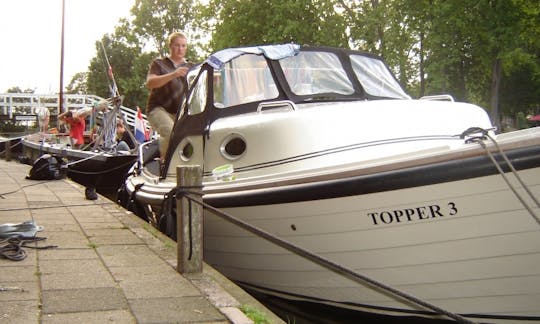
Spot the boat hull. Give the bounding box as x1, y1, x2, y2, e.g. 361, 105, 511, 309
0, 136, 23, 157
22, 136, 136, 192
203, 166, 540, 323
126, 134, 540, 323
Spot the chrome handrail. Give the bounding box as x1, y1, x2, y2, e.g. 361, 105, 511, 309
257, 100, 297, 112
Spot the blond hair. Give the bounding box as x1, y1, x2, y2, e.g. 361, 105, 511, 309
168, 32, 187, 47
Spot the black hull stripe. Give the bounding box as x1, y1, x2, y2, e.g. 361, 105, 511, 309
206, 145, 540, 208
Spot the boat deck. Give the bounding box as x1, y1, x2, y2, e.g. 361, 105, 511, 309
0, 158, 282, 323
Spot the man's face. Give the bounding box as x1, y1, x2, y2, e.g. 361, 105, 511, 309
170, 37, 187, 59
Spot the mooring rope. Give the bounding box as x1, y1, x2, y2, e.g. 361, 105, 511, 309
64, 151, 107, 167
462, 127, 540, 226
174, 186, 475, 324
0, 236, 57, 261
0, 181, 49, 199
0, 139, 21, 155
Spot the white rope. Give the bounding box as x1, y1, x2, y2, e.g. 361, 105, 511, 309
64, 151, 107, 167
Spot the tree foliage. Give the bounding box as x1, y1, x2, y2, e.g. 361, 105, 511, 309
77, 0, 202, 111
203, 0, 349, 50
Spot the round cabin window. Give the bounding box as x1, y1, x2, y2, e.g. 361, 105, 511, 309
178, 139, 194, 161
220, 134, 246, 160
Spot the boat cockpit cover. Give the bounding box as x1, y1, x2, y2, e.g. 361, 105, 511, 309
206, 44, 300, 70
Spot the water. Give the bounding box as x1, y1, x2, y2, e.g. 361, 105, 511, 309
244, 288, 456, 324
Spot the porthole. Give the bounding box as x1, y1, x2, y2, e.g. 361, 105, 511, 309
220, 134, 246, 160
178, 138, 194, 161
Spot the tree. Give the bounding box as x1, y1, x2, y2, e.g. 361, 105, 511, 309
203, 0, 349, 51
66, 72, 88, 94
6, 87, 23, 93
412, 0, 540, 131
84, 0, 204, 112
131, 0, 201, 58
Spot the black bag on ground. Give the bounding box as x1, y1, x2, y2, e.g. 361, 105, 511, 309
26, 154, 66, 180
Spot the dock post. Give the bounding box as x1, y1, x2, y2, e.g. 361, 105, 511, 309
176, 165, 203, 274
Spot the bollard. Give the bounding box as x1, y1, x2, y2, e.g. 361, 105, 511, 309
176, 165, 203, 274
5, 139, 12, 161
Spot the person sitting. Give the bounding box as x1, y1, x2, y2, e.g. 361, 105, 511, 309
116, 119, 135, 153
58, 110, 85, 149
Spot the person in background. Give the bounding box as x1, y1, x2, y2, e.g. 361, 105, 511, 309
58, 110, 85, 149
34, 106, 50, 133
116, 119, 135, 152
145, 31, 195, 161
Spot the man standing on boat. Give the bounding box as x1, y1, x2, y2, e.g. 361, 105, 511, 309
145, 32, 195, 161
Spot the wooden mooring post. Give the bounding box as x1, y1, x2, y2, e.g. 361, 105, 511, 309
176, 165, 203, 274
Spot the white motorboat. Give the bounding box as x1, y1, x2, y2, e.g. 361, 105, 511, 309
122, 44, 540, 323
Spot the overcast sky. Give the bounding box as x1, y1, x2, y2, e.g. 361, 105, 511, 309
0, 0, 134, 93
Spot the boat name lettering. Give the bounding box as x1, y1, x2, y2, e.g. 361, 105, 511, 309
368, 202, 458, 225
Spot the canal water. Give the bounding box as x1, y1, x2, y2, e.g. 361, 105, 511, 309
243, 288, 456, 324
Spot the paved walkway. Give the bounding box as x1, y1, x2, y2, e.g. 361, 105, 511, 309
0, 159, 284, 324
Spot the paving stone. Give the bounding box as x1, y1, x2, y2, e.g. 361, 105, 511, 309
0, 281, 38, 301
0, 300, 39, 324
97, 245, 165, 267
39, 258, 107, 275
40, 230, 90, 249
41, 287, 128, 314
86, 228, 143, 245
110, 265, 201, 299
0, 265, 36, 282
129, 296, 224, 324
38, 247, 97, 260
41, 309, 136, 324
40, 271, 116, 290
31, 213, 77, 225
79, 221, 126, 230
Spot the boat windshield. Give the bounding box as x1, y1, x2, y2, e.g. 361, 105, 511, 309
350, 55, 410, 99
279, 52, 354, 96
213, 54, 279, 108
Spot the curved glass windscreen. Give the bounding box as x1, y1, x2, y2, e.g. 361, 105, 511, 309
187, 70, 207, 115
213, 54, 278, 108
279, 52, 354, 96
350, 55, 410, 99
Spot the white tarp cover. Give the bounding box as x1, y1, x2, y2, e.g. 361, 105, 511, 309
207, 44, 300, 70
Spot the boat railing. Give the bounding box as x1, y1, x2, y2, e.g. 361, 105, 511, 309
0, 93, 145, 129
419, 94, 455, 102
137, 140, 149, 173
